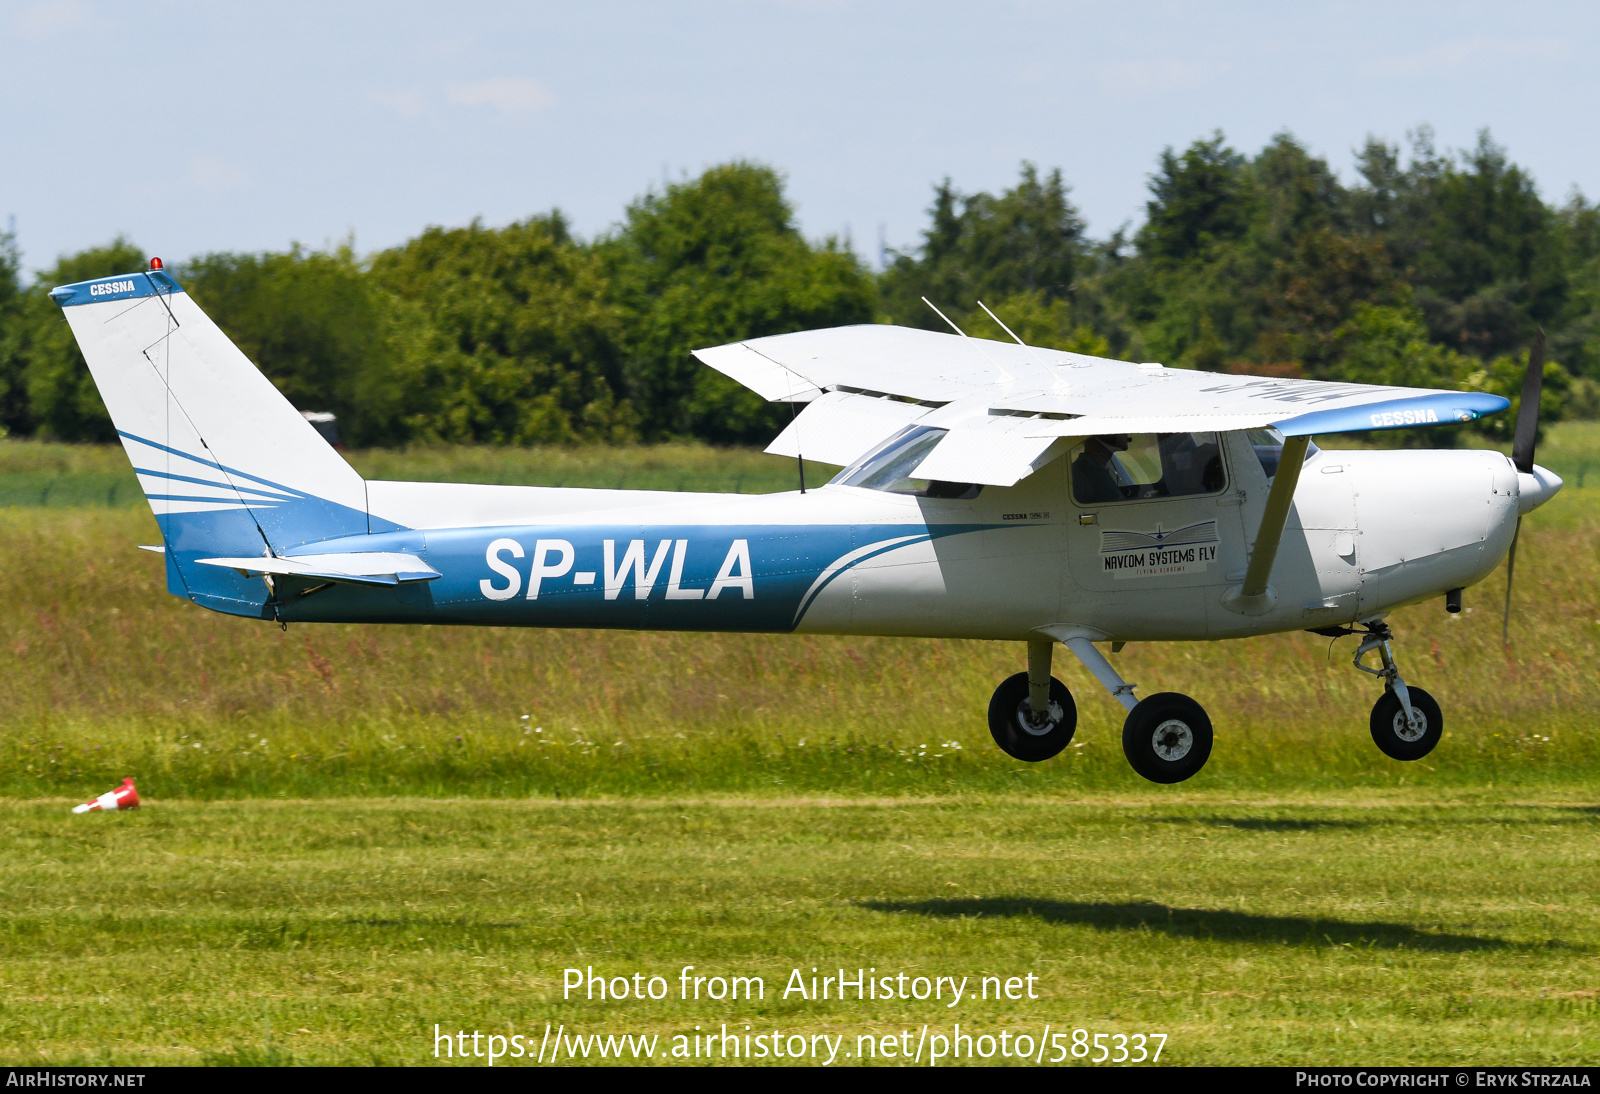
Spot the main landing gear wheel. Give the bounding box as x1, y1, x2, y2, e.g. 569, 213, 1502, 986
1122, 692, 1213, 784
1369, 686, 1443, 761
988, 672, 1076, 762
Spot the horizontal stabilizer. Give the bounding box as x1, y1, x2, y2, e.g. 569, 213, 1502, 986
196, 552, 441, 587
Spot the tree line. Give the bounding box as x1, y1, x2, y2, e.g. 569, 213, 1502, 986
1, 128, 1595, 449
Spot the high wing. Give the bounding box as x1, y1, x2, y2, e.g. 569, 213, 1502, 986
693, 324, 1510, 487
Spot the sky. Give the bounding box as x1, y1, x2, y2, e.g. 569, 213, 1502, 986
3, 1, 1598, 278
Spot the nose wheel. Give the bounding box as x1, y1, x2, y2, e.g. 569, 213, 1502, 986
1335, 619, 1445, 761
1370, 686, 1442, 760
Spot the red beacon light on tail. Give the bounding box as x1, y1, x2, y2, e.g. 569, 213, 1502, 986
149, 257, 163, 270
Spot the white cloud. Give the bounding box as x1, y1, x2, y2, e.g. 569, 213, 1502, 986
185, 155, 248, 193
1362, 37, 1572, 79
445, 77, 553, 115
15, 0, 92, 39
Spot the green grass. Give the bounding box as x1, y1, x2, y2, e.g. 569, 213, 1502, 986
2, 793, 1596, 1065
0, 438, 840, 507
1531, 420, 1600, 489
1, 435, 1597, 1065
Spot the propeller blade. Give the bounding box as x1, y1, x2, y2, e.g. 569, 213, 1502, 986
1511, 329, 1545, 474
1504, 330, 1545, 644
1502, 515, 1521, 645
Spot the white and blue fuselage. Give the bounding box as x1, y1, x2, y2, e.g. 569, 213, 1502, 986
147, 430, 1528, 645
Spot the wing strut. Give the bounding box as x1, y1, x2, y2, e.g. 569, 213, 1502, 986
1224, 435, 1310, 615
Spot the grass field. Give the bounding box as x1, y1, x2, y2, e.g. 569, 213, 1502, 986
4, 793, 1597, 1066
1, 429, 1597, 1066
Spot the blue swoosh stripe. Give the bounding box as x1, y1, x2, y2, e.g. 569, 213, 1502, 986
132, 466, 302, 503
119, 430, 311, 500
793, 534, 933, 623
145, 493, 278, 506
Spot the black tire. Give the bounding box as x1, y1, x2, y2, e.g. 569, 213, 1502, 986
1369, 686, 1443, 761
987, 672, 1076, 762
1122, 692, 1213, 784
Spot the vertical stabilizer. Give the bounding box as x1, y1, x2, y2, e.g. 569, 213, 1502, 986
51, 269, 370, 616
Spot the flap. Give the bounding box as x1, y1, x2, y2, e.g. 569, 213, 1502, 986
912, 424, 1070, 487
764, 390, 933, 467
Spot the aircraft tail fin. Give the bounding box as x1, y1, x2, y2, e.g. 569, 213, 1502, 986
51, 268, 371, 617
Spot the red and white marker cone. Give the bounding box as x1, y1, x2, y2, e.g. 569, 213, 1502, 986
72, 777, 140, 814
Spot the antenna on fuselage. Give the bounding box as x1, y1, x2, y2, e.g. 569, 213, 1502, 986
922, 297, 1012, 383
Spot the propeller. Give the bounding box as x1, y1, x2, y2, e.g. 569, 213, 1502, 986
1502, 328, 1546, 645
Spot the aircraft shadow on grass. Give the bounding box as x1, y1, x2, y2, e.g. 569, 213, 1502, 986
862, 898, 1520, 952
1148, 816, 1376, 832
1138, 811, 1600, 831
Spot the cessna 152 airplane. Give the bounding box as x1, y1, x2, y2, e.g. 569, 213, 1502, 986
52, 263, 1563, 783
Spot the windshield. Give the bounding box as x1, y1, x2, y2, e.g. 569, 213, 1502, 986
832, 426, 983, 499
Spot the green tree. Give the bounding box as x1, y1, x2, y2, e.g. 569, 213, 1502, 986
0, 228, 25, 435
182, 245, 394, 442
1138, 133, 1250, 262
962, 289, 1110, 356
1325, 302, 1568, 444
1353, 129, 1565, 359
1553, 192, 1600, 378
370, 214, 631, 446
879, 163, 1089, 331
18, 239, 146, 441
1328, 302, 1474, 389
602, 162, 875, 442
1115, 133, 1404, 375
1459, 350, 1571, 443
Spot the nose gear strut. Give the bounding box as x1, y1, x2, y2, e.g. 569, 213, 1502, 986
1350, 620, 1423, 735
1310, 618, 1445, 761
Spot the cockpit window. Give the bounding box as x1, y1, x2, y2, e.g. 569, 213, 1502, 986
832, 425, 983, 500
1069, 432, 1226, 504
1246, 428, 1319, 479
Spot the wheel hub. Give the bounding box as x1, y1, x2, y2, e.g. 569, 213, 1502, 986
1151, 719, 1193, 761
1015, 700, 1064, 737
1392, 708, 1427, 742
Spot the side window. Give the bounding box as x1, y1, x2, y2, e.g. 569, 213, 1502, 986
1069, 432, 1226, 504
